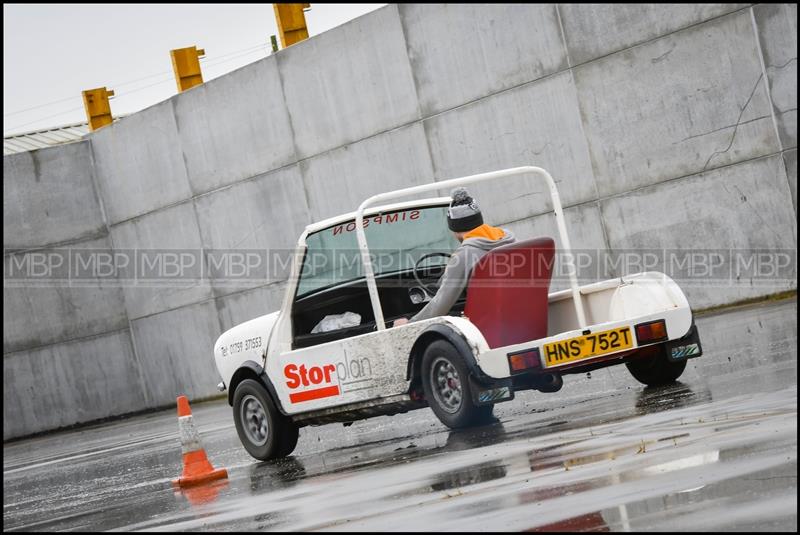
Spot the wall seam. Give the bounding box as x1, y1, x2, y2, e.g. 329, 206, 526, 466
87, 136, 152, 408
564, 4, 753, 70
274, 45, 313, 220
3, 326, 132, 359
554, 3, 573, 69
555, 3, 612, 258
749, 5, 785, 153
3, 230, 110, 257
395, 4, 440, 184
127, 280, 287, 324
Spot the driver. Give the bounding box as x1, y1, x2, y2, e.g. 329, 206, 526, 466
394, 187, 515, 326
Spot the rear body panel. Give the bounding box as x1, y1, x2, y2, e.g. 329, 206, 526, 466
472, 272, 695, 379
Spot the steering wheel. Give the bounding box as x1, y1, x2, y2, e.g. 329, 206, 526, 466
413, 252, 452, 295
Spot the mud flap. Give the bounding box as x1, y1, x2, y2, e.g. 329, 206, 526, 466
665, 323, 703, 362
469, 376, 514, 406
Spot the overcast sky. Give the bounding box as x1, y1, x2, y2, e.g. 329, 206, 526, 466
3, 4, 386, 136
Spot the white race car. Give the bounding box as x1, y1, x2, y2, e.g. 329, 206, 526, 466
214, 166, 703, 460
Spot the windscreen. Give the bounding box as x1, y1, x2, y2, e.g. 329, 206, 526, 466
296, 205, 459, 298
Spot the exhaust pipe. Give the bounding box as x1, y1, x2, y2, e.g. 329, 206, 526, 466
536, 373, 563, 393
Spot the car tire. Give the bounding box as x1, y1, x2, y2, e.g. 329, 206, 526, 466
233, 379, 293, 461
276, 421, 300, 457
421, 339, 493, 428
626, 346, 687, 387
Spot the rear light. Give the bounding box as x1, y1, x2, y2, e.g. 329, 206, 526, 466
635, 320, 668, 344
507, 348, 541, 373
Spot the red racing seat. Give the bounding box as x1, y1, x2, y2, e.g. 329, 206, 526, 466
464, 237, 555, 349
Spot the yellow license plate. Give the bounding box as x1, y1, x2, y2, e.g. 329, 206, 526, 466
543, 326, 633, 368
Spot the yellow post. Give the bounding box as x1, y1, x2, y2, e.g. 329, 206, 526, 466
170, 46, 206, 92
82, 87, 114, 132
273, 3, 310, 48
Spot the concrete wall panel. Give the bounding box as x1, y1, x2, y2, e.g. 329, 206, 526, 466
600, 156, 797, 308
194, 165, 310, 297
424, 70, 597, 224
110, 202, 212, 319
3, 236, 129, 353
3, 142, 105, 249
299, 123, 435, 221
278, 5, 419, 159
399, 4, 567, 116
3, 329, 144, 440
576, 10, 780, 198
174, 56, 297, 195
90, 99, 192, 224
753, 3, 798, 149
559, 4, 748, 66
129, 300, 222, 407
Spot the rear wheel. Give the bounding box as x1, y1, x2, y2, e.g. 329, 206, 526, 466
233, 379, 297, 460
626, 346, 687, 387
421, 340, 493, 428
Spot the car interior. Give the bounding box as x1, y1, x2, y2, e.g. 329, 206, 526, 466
291, 263, 464, 349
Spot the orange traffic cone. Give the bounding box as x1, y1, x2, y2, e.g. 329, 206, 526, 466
172, 395, 228, 488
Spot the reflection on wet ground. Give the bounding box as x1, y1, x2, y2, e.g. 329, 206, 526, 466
3, 297, 797, 531
430, 458, 508, 493
176, 479, 229, 507
527, 511, 610, 532
247, 456, 307, 493
634, 381, 713, 416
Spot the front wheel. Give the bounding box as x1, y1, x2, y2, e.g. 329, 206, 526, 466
421, 340, 493, 428
233, 379, 297, 460
626, 346, 687, 387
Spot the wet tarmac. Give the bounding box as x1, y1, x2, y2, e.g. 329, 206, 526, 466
3, 297, 797, 531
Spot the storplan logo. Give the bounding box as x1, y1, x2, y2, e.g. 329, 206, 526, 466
284, 355, 374, 403
284, 363, 340, 403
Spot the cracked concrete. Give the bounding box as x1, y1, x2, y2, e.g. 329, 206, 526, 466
753, 3, 797, 148
575, 9, 779, 197
703, 72, 765, 171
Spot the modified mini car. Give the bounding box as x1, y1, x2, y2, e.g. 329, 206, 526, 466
213, 166, 703, 460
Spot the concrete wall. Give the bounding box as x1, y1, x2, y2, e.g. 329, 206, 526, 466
3, 4, 796, 439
